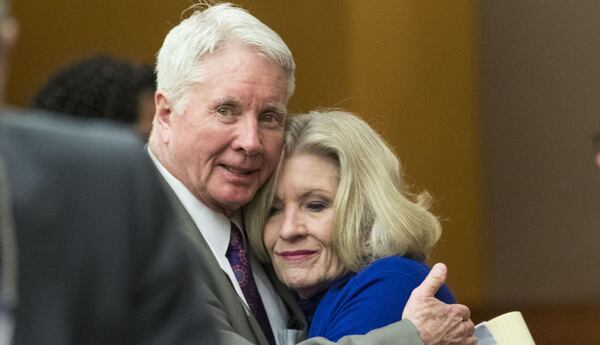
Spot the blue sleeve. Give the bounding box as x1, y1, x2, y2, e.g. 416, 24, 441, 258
319, 258, 455, 342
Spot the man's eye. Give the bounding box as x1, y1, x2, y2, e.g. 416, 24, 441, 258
260, 112, 283, 127
217, 106, 234, 117
262, 113, 276, 122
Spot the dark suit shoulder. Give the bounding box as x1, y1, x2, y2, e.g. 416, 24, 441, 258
2, 108, 220, 345
1, 108, 144, 167
0, 108, 154, 213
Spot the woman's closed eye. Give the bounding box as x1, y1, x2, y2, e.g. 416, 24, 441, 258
306, 200, 329, 212
267, 204, 282, 218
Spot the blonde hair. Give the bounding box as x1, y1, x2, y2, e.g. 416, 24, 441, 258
246, 110, 441, 272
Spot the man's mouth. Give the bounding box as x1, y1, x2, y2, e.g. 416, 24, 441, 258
222, 165, 256, 175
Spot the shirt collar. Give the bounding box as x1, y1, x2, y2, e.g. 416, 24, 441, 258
148, 148, 235, 256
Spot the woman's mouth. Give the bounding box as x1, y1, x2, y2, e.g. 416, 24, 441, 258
278, 250, 317, 262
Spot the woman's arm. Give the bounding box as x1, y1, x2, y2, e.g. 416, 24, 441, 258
312, 257, 455, 342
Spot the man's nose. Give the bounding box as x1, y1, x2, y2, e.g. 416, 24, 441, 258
233, 115, 262, 156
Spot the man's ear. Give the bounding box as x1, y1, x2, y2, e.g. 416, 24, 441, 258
154, 90, 174, 144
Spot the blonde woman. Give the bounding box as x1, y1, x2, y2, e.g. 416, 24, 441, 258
246, 110, 455, 341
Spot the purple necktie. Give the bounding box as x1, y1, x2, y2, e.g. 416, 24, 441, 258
226, 223, 276, 345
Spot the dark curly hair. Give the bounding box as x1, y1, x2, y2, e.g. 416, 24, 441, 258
32, 55, 156, 124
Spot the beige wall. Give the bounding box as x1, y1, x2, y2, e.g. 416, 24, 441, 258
8, 0, 485, 306
482, 0, 600, 305
7, 0, 191, 105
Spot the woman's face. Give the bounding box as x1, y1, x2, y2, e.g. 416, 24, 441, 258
263, 152, 346, 299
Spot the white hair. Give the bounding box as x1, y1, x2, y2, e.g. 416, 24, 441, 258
156, 2, 296, 112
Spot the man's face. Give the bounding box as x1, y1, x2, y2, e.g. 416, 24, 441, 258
156, 45, 288, 216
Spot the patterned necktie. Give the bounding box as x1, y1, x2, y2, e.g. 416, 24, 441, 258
226, 223, 276, 345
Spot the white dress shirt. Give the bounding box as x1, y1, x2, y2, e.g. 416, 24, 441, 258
148, 150, 289, 343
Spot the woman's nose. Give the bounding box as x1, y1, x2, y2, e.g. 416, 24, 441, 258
278, 208, 308, 240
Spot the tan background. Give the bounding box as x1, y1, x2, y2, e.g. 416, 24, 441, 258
9, 1, 600, 343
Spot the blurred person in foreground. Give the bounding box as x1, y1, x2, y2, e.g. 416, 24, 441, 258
246, 110, 457, 341
31, 55, 156, 137
148, 2, 475, 344
0, 1, 220, 344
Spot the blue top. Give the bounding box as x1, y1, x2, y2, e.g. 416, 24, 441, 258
303, 256, 456, 341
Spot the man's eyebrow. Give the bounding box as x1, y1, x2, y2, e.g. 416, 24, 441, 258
264, 102, 287, 115
215, 97, 242, 107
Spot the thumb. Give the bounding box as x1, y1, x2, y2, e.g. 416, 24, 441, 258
413, 263, 447, 298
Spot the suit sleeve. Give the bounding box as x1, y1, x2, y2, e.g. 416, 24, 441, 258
195, 278, 423, 345
297, 321, 423, 345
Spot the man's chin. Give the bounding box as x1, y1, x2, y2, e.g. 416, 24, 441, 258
216, 192, 256, 213
206, 180, 261, 211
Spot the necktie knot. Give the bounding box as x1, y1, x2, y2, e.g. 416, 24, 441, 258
226, 224, 251, 286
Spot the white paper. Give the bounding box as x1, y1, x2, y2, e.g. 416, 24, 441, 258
474, 322, 497, 345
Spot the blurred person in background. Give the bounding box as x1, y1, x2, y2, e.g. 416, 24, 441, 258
32, 55, 156, 137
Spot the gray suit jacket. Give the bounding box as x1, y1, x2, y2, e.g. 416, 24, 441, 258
164, 174, 424, 345
0, 109, 219, 345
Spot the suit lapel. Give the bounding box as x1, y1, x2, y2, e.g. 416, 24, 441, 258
157, 179, 270, 344
264, 264, 308, 335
